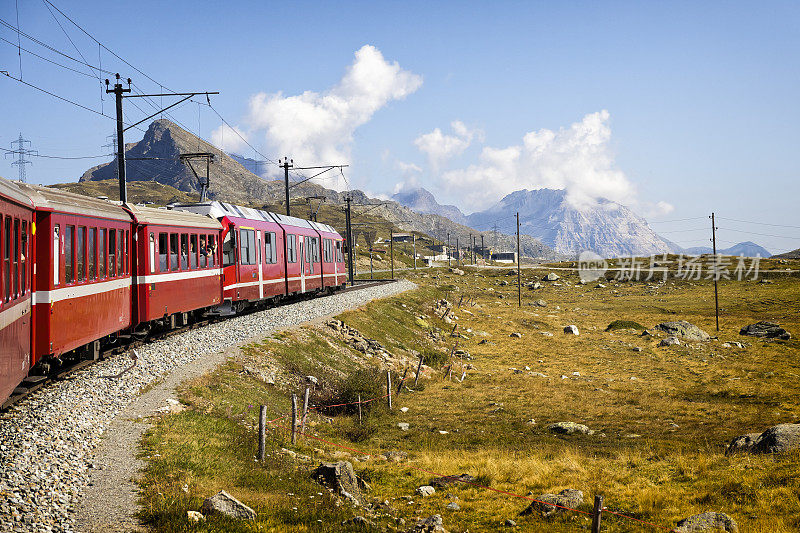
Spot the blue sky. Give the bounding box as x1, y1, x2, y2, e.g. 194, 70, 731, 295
1, 1, 798, 253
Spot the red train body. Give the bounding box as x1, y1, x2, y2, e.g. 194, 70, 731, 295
0, 178, 347, 407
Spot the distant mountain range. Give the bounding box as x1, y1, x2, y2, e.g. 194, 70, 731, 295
392, 187, 469, 226
684, 241, 771, 257
772, 248, 800, 259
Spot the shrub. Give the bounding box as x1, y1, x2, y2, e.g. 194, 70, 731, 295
605, 320, 646, 331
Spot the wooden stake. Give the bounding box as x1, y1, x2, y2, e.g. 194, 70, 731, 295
591, 494, 604, 533
397, 367, 408, 395
291, 394, 298, 445
357, 393, 362, 424
300, 387, 310, 436
258, 404, 267, 462
386, 370, 392, 410
414, 354, 424, 387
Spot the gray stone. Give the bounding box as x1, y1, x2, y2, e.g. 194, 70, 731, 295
752, 424, 800, 454
534, 299, 547, 307
504, 518, 517, 526
414, 514, 448, 532
510, 332, 522, 338
311, 461, 367, 507
445, 502, 460, 511
431, 473, 476, 488
654, 320, 711, 341
548, 422, 591, 435
563, 325, 579, 335
725, 433, 761, 455
739, 321, 791, 340
674, 511, 738, 532
520, 489, 583, 517
398, 422, 410, 431
200, 490, 256, 520
417, 485, 436, 497
543, 273, 560, 281
659, 336, 681, 347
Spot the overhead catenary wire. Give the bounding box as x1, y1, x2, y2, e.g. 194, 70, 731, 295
0, 146, 112, 160
0, 36, 98, 79
717, 227, 799, 241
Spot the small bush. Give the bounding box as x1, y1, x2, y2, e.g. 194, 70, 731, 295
341, 418, 379, 443
422, 349, 450, 368
605, 320, 646, 331
324, 367, 393, 417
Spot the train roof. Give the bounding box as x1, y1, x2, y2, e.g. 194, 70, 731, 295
0, 176, 34, 208
9, 182, 131, 222
171, 201, 339, 236
127, 204, 222, 230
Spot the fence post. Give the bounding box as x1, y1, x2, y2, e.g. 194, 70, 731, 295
591, 494, 604, 533
397, 367, 408, 396
414, 354, 424, 387
258, 404, 267, 462
386, 370, 392, 410
291, 394, 298, 445
300, 387, 310, 436
357, 393, 362, 424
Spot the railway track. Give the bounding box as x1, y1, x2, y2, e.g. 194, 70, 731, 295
1, 279, 395, 412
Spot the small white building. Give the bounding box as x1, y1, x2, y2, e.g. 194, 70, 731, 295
491, 252, 517, 263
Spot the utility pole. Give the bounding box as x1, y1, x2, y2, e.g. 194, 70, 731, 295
106, 74, 131, 202
472, 235, 476, 265
345, 196, 354, 286
468, 233, 472, 266
447, 232, 451, 267
711, 212, 720, 331
413, 234, 417, 270
481, 235, 485, 264
516, 212, 521, 307
6, 133, 36, 183
456, 237, 459, 266
105, 73, 217, 204
280, 157, 293, 216
390, 229, 394, 279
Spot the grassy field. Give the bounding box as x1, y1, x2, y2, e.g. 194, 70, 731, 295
136, 259, 800, 532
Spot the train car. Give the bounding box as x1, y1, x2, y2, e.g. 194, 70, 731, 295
310, 220, 347, 290
268, 212, 324, 295
17, 183, 134, 369
128, 205, 223, 329
0, 177, 34, 405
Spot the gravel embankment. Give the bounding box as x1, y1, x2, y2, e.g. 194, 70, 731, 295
0, 280, 415, 533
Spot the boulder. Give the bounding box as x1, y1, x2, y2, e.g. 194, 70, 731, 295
187, 510, 205, 523
659, 336, 681, 347
534, 299, 547, 307
507, 269, 518, 275
414, 514, 448, 532
654, 321, 711, 341
449, 268, 465, 276
563, 325, 579, 335
311, 461, 367, 507
510, 332, 522, 338
548, 422, 591, 435
200, 490, 256, 520
752, 424, 800, 454
417, 485, 436, 497
520, 489, 583, 517
724, 433, 761, 455
341, 516, 376, 529
543, 273, 560, 281
739, 321, 791, 340
446, 502, 460, 511
674, 512, 738, 532
431, 473, 476, 489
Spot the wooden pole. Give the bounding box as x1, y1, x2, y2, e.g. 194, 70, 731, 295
390, 230, 394, 279
414, 354, 424, 387
258, 404, 267, 462
386, 370, 392, 410
516, 212, 521, 308
397, 367, 408, 395
357, 393, 362, 424
711, 212, 720, 331
591, 494, 604, 533
300, 387, 310, 435
291, 394, 298, 444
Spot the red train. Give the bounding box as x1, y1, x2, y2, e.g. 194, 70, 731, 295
0, 177, 346, 406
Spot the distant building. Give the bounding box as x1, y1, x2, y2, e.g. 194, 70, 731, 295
491, 252, 517, 263
391, 233, 413, 242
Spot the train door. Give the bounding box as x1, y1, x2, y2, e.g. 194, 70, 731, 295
299, 237, 306, 293
257, 231, 264, 299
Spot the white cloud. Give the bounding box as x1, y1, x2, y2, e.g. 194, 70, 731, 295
438, 110, 647, 212
414, 120, 481, 171
392, 160, 423, 194
211, 123, 250, 154
241, 45, 422, 190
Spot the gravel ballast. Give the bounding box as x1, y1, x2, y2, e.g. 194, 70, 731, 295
0, 280, 415, 533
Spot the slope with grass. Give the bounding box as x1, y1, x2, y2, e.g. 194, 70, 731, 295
137, 260, 800, 532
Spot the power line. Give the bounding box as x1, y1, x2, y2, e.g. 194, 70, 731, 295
41, 0, 99, 80
0, 146, 111, 160
717, 216, 800, 230
0, 36, 98, 79
1, 70, 110, 119
649, 216, 708, 224
717, 227, 799, 241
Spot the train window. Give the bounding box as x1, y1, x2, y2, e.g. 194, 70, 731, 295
108, 229, 117, 277
190, 234, 198, 269
222, 230, 235, 267
13, 219, 19, 297
3, 217, 9, 301
149, 233, 156, 273
65, 225, 74, 284
123, 230, 128, 275
239, 229, 255, 265
180, 233, 189, 270
98, 228, 106, 278
88, 228, 96, 280
117, 230, 125, 276
208, 235, 216, 267
77, 226, 86, 282
21, 221, 27, 294
199, 235, 207, 268
53, 225, 60, 286
247, 230, 256, 265
336, 241, 342, 263
312, 237, 320, 263
286, 234, 297, 263
158, 233, 168, 272
170, 233, 179, 271
264, 232, 277, 264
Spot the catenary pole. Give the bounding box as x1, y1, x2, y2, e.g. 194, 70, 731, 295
711, 212, 720, 331
517, 212, 521, 307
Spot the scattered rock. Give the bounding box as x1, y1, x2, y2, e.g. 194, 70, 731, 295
449, 268, 465, 276
654, 320, 711, 341
341, 516, 377, 528
725, 433, 762, 455
187, 510, 205, 523
674, 511, 738, 532
606, 320, 645, 331
543, 273, 560, 281
398, 422, 410, 431
414, 514, 448, 532
200, 490, 256, 520
632, 347, 642, 352
306, 375, 319, 386
417, 485, 436, 497
504, 518, 517, 526
311, 461, 367, 507
730, 424, 800, 454
548, 422, 591, 435
739, 321, 791, 340
659, 336, 681, 347
445, 502, 460, 511
431, 473, 476, 488
563, 325, 579, 335
510, 332, 522, 338
534, 299, 547, 307
520, 489, 583, 517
